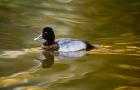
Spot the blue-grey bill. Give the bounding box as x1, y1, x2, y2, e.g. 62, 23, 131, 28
34, 34, 43, 41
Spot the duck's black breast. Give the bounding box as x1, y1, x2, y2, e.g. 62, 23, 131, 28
42, 42, 59, 51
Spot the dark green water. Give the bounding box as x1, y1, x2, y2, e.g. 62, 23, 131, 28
0, 0, 140, 90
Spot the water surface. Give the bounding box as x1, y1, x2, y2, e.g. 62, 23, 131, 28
0, 0, 140, 90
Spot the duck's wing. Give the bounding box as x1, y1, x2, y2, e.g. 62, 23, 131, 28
56, 38, 86, 52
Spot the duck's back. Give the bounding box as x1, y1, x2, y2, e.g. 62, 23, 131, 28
56, 38, 87, 52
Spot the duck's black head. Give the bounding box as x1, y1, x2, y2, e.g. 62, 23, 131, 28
42, 27, 55, 45
34, 27, 55, 45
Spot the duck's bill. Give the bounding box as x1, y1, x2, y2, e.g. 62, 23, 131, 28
34, 34, 43, 41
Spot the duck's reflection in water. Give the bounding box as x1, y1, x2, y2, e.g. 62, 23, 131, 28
58, 51, 86, 59
38, 50, 86, 68
39, 51, 55, 68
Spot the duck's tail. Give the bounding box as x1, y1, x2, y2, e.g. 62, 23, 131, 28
85, 41, 98, 51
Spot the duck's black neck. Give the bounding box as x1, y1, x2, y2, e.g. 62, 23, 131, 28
47, 40, 55, 45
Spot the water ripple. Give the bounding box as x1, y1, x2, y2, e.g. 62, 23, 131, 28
114, 86, 140, 90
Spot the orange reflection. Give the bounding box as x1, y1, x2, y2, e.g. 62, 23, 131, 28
114, 86, 140, 90
0, 72, 32, 87
118, 64, 140, 70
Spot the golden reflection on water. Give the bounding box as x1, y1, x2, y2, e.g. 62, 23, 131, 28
120, 33, 134, 37
118, 64, 140, 70
126, 46, 140, 49
0, 72, 32, 87
112, 74, 140, 84
86, 45, 140, 56
15, 86, 48, 90
115, 41, 140, 45
114, 86, 140, 90
0, 44, 139, 59
0, 45, 139, 90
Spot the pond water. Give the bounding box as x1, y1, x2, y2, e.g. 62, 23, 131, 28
0, 0, 140, 90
